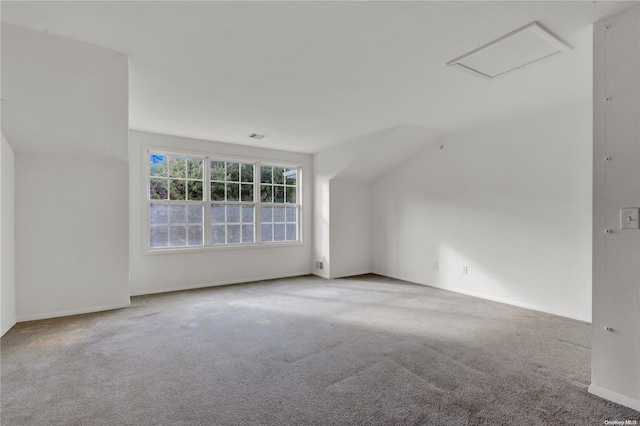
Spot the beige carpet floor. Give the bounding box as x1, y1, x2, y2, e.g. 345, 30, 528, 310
2, 274, 639, 425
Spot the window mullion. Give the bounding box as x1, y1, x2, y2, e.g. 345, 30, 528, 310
224, 162, 228, 245
204, 157, 212, 246
255, 162, 262, 243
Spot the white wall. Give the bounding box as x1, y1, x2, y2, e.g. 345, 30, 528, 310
15, 156, 130, 320
2, 25, 130, 321
372, 101, 593, 322
312, 124, 442, 278
1, 24, 129, 161
312, 160, 332, 279
590, 5, 640, 411
329, 179, 371, 278
129, 130, 313, 295
1, 134, 17, 336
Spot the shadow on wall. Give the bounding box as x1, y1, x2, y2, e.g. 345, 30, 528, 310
376, 189, 591, 321
371, 102, 592, 322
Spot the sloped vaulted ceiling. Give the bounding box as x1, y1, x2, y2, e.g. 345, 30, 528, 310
1, 1, 636, 154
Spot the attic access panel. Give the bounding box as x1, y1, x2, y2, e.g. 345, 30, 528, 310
447, 22, 572, 80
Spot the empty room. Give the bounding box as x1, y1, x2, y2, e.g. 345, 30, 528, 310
1, 1, 639, 424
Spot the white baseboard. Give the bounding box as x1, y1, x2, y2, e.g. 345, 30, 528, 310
589, 384, 640, 412
370, 269, 591, 323
17, 301, 131, 323
130, 271, 312, 296
312, 270, 330, 279
433, 283, 591, 323
1, 319, 17, 337
330, 269, 372, 279
16, 273, 314, 322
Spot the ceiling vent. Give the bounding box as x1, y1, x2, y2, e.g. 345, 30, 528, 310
447, 22, 572, 81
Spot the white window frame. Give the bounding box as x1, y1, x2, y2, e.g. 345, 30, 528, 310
148, 152, 207, 249
143, 146, 303, 254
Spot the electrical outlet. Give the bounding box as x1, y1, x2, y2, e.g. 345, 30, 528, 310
434, 262, 438, 270
463, 266, 468, 275
316, 261, 324, 270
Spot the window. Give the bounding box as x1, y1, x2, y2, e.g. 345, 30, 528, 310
149, 154, 205, 248
147, 150, 301, 251
210, 161, 255, 245
259, 165, 298, 242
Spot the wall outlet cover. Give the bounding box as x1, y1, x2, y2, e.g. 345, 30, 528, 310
620, 208, 640, 229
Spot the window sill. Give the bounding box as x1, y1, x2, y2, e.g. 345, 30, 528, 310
143, 241, 304, 256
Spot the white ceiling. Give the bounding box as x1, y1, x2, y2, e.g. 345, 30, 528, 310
1, 1, 636, 154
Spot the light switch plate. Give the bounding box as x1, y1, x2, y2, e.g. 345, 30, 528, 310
620, 208, 640, 229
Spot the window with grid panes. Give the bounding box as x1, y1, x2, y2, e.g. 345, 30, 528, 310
259, 165, 298, 242
149, 154, 205, 248
147, 150, 300, 250
210, 161, 255, 245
